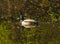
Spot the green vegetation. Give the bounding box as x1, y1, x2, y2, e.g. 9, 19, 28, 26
0, 0, 60, 44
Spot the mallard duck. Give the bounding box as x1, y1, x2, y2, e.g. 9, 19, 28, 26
17, 14, 38, 28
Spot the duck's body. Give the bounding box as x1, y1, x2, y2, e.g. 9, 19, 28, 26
21, 19, 38, 28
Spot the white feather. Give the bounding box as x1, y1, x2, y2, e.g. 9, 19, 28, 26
21, 19, 36, 28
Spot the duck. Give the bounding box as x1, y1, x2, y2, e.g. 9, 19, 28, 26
17, 14, 38, 28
